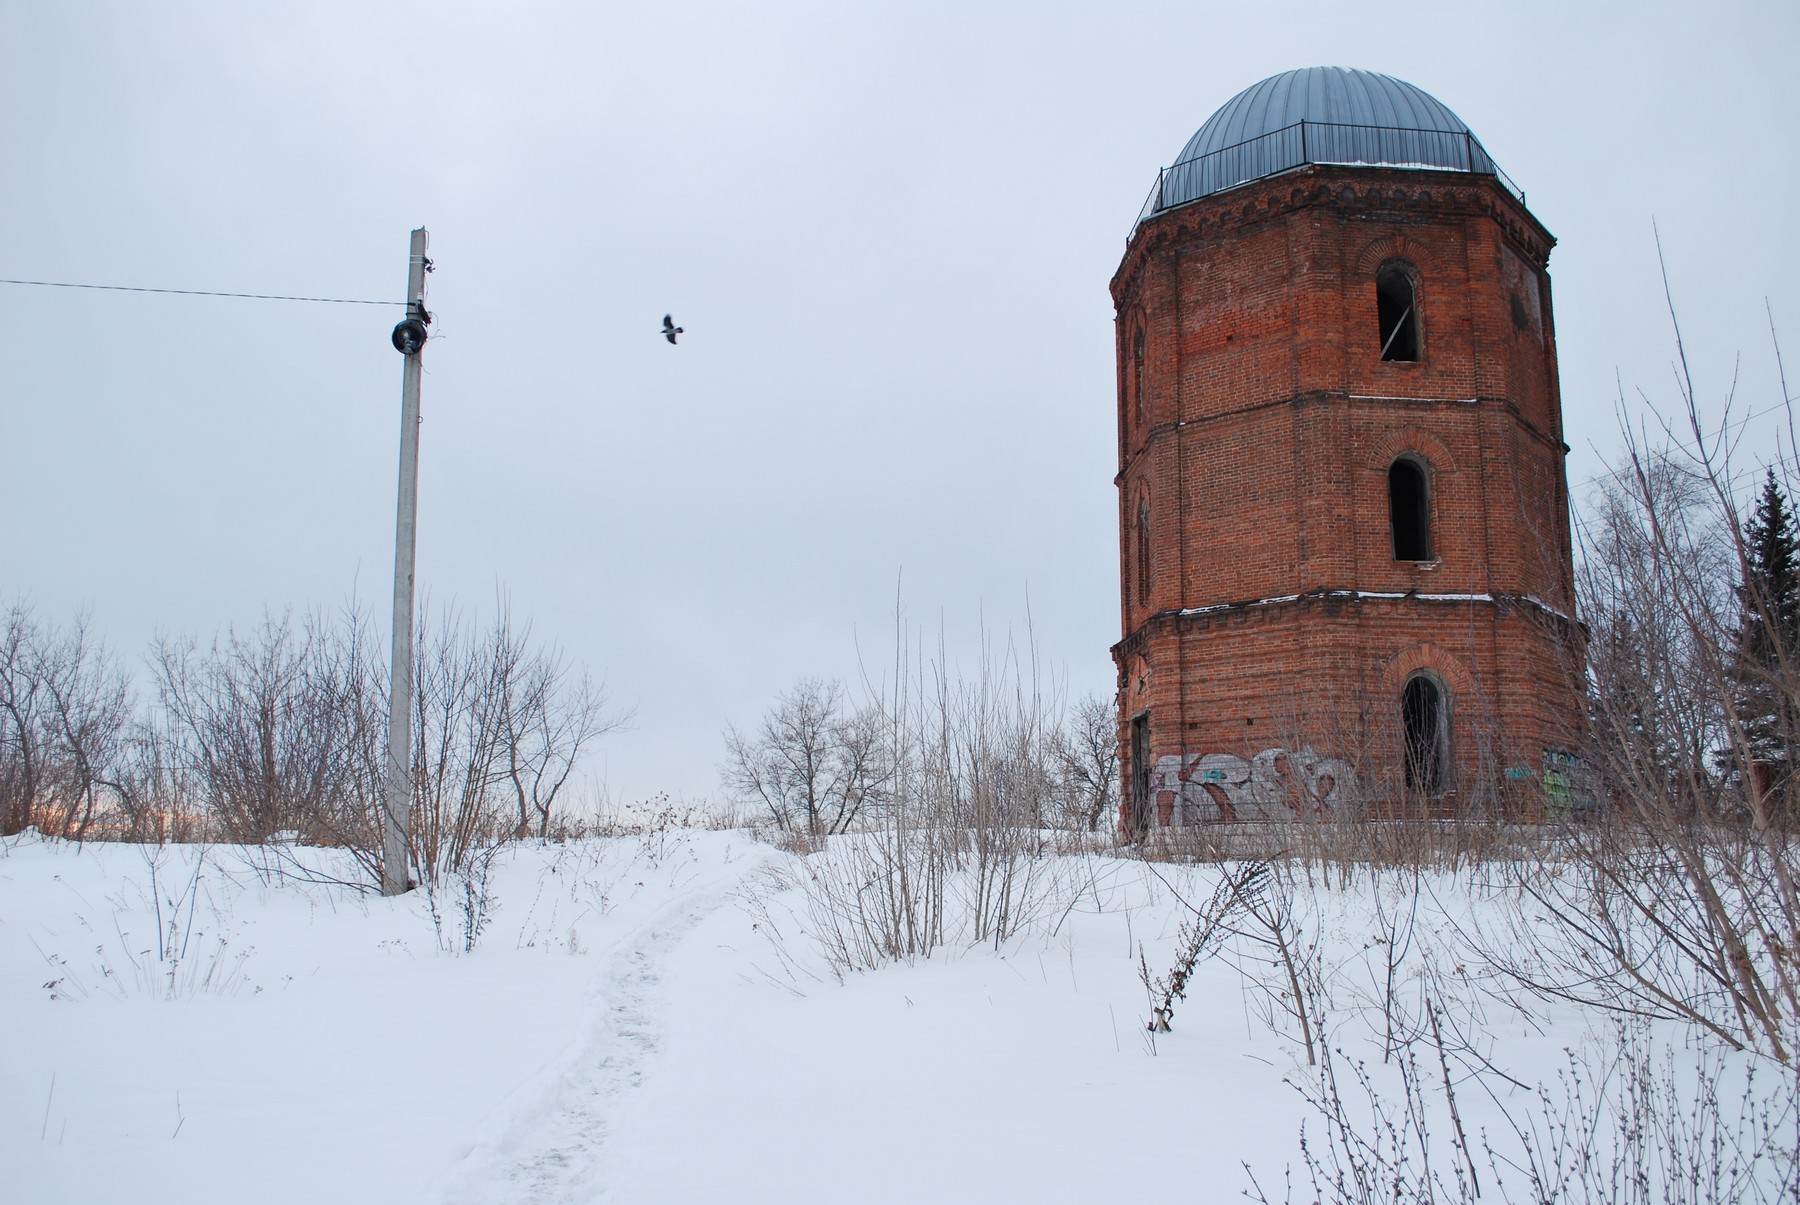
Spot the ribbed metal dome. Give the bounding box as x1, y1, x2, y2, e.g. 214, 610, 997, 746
1178, 68, 1478, 163
1139, 67, 1516, 224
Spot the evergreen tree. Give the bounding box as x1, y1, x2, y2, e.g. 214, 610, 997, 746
1732, 469, 1800, 776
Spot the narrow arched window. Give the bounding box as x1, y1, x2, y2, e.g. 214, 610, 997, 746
1389, 458, 1432, 561
1402, 674, 1448, 794
1376, 262, 1420, 362
1136, 497, 1152, 604
1132, 326, 1147, 424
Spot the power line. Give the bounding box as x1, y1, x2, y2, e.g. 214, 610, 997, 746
0, 277, 403, 306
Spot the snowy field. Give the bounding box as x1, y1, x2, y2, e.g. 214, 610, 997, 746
2, 826, 1793, 1204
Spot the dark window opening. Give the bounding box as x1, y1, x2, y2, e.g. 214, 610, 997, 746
1510, 291, 1530, 331
1130, 713, 1151, 835
1136, 498, 1152, 603
1376, 264, 1419, 361
1402, 675, 1447, 794
1132, 326, 1146, 424
1389, 458, 1432, 561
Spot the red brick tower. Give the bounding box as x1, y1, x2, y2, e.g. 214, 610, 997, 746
1113, 68, 1584, 830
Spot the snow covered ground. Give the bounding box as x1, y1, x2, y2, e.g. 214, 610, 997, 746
1, 827, 1791, 1203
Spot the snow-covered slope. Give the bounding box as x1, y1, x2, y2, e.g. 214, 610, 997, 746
2, 830, 1790, 1203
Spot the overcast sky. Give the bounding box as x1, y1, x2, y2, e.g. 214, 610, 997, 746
4, 1, 1796, 809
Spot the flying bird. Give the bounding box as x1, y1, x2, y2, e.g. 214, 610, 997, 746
661, 314, 684, 345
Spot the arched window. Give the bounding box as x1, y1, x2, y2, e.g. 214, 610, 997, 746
1402, 673, 1448, 794
1388, 457, 1432, 561
1136, 496, 1152, 604
1132, 325, 1147, 424
1376, 262, 1420, 362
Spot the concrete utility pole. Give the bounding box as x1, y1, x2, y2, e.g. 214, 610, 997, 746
382, 227, 431, 896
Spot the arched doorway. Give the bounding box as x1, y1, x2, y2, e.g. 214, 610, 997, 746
1402, 674, 1448, 794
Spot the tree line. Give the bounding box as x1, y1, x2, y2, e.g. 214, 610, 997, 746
0, 599, 621, 885
721, 675, 1118, 837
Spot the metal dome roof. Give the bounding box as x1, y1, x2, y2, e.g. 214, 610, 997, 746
1138, 67, 1519, 226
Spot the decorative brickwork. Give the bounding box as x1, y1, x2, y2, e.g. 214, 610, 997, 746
1113, 164, 1586, 831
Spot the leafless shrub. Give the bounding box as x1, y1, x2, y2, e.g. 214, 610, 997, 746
605, 792, 744, 835
1139, 859, 1267, 1032
1244, 999, 1483, 1205
1500, 1033, 1798, 1203
34, 843, 257, 1001
406, 601, 625, 891
150, 608, 384, 876
132, 597, 618, 895
107, 715, 207, 843
757, 617, 1094, 975
510, 837, 635, 954
1245, 1018, 1799, 1205
422, 842, 503, 954
1478, 825, 1798, 1060
1226, 863, 1329, 1065
1354, 866, 1430, 1065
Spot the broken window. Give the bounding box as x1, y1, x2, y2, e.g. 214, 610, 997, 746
1402, 674, 1447, 794
1376, 262, 1420, 361
1389, 458, 1432, 561
1136, 496, 1153, 603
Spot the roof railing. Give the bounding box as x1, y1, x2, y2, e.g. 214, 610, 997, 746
1131, 120, 1524, 233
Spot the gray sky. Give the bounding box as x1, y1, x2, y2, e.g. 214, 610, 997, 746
4, 1, 1797, 809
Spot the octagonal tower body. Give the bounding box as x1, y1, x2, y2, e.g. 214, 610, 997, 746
1112, 68, 1585, 829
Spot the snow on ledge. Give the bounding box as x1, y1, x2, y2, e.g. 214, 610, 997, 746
1345, 394, 1482, 405
1171, 588, 1580, 619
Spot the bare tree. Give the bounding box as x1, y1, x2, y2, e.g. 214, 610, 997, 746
0, 600, 132, 838
1497, 282, 1800, 1061
406, 602, 624, 879
409, 603, 510, 880
1581, 452, 1731, 792
722, 677, 889, 836
36, 613, 133, 838
495, 612, 627, 839
1508, 439, 1797, 1061
1051, 692, 1118, 831
0, 601, 49, 835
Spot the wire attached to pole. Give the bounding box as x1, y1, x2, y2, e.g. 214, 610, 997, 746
0, 277, 404, 306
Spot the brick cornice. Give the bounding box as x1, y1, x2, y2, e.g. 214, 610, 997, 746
1112, 588, 1584, 658
1111, 166, 1555, 307
1113, 391, 1567, 487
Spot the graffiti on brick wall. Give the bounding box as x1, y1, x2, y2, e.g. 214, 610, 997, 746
1150, 749, 1359, 823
